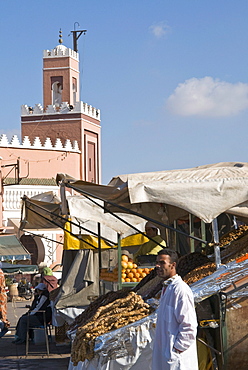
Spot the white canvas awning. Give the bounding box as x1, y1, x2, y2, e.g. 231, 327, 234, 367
67, 196, 146, 240
57, 162, 248, 224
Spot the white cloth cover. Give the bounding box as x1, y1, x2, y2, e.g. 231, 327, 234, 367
63, 162, 248, 223
112, 162, 248, 223
67, 196, 146, 238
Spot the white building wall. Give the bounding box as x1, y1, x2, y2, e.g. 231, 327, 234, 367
2, 184, 63, 267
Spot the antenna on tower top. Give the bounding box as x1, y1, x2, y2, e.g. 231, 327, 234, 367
70, 22, 87, 52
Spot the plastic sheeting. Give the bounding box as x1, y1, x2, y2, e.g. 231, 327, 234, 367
191, 257, 248, 302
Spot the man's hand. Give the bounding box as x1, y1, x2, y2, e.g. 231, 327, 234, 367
173, 347, 182, 354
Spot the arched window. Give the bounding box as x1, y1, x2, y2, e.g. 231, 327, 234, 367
72, 77, 77, 105
52, 81, 62, 107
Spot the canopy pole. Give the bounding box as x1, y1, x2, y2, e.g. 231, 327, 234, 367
212, 218, 221, 269
98, 222, 102, 294
117, 233, 122, 290
98, 223, 102, 269
189, 214, 195, 253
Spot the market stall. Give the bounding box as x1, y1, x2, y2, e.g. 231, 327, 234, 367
54, 162, 248, 370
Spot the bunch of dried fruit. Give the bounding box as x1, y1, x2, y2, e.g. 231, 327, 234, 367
183, 262, 216, 285
71, 291, 153, 365
219, 225, 248, 247
177, 252, 210, 278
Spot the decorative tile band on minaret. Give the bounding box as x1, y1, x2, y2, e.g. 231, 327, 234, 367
0, 134, 80, 152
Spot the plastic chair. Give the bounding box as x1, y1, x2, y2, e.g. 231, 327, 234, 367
26, 310, 52, 356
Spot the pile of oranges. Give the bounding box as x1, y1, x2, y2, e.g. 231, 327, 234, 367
121, 254, 152, 283
99, 254, 153, 283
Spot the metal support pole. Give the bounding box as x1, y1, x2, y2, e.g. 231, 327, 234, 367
212, 218, 221, 269
197, 337, 221, 356
117, 233, 122, 290
201, 220, 206, 251
98, 223, 102, 269
71, 30, 87, 52
189, 214, 195, 253
173, 220, 178, 252
98, 223, 102, 294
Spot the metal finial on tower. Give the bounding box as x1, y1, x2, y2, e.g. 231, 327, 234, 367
59, 29, 63, 44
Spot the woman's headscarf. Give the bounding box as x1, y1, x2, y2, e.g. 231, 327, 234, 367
42, 267, 53, 276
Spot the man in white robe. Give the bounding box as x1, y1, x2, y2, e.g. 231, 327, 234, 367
152, 249, 198, 370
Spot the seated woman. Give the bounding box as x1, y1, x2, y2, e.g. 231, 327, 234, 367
41, 267, 58, 292
12, 283, 52, 344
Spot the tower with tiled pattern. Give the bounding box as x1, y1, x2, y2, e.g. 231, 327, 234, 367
21, 38, 101, 183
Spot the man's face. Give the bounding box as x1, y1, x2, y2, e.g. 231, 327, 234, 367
145, 227, 157, 238
156, 254, 176, 280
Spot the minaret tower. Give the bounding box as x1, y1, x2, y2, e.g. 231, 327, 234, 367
43, 29, 80, 109
21, 30, 101, 184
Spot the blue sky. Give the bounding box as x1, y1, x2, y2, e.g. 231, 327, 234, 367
0, 0, 248, 184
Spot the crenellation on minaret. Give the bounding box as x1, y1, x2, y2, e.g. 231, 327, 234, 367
54, 138, 63, 150
33, 104, 43, 115
43, 45, 79, 60
21, 101, 101, 120
64, 139, 73, 151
